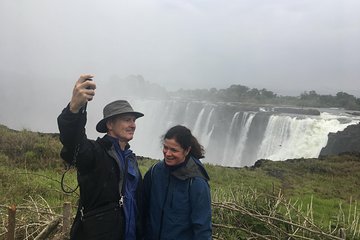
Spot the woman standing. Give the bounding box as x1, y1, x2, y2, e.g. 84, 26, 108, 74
143, 125, 212, 240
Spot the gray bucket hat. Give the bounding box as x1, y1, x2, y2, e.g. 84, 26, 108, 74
96, 100, 144, 133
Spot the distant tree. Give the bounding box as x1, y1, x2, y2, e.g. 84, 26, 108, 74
319, 95, 336, 107
209, 88, 217, 94
336, 92, 358, 110
193, 89, 211, 100
355, 98, 360, 110
259, 88, 277, 99
248, 88, 260, 98
217, 89, 228, 102
301, 90, 319, 100
209, 88, 218, 101
299, 90, 320, 107
224, 85, 250, 101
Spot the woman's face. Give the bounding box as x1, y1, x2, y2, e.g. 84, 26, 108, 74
162, 138, 190, 166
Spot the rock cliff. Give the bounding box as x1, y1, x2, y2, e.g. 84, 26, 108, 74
320, 122, 360, 156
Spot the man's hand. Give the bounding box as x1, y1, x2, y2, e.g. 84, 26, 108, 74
69, 74, 97, 113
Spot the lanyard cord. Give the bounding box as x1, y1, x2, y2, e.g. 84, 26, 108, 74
60, 103, 87, 194
60, 144, 80, 194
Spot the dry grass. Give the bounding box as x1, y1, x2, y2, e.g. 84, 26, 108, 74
0, 196, 65, 240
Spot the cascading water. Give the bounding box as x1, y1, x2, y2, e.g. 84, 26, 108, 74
222, 112, 256, 166
129, 99, 360, 167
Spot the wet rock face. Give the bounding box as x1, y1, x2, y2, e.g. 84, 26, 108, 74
320, 123, 360, 156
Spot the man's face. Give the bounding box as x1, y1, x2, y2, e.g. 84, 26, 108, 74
106, 114, 137, 143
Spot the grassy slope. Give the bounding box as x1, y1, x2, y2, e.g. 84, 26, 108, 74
1, 124, 360, 233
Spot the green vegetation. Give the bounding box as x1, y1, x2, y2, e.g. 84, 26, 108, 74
1, 124, 360, 239
174, 85, 360, 110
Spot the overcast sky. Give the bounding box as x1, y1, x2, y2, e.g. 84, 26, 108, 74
0, 0, 360, 132
1, 0, 359, 94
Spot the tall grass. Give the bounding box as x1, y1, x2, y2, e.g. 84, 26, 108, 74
1, 124, 360, 239
211, 187, 360, 239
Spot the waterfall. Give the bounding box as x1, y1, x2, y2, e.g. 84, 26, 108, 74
221, 112, 257, 166
192, 108, 206, 138
222, 112, 240, 163
129, 99, 360, 167
200, 108, 215, 148
231, 112, 256, 166
257, 113, 356, 160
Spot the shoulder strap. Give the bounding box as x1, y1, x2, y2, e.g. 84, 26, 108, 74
149, 161, 161, 188
150, 161, 157, 180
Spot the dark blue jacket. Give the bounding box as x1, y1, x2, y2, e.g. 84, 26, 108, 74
143, 157, 212, 240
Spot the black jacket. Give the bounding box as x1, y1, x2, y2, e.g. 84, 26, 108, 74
57, 105, 143, 239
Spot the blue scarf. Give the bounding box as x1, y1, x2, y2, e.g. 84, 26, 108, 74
108, 135, 139, 240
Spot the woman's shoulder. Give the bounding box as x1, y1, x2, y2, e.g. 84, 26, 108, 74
188, 177, 210, 199
144, 161, 164, 177
191, 176, 209, 186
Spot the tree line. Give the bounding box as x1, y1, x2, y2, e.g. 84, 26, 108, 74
173, 85, 360, 111
106, 75, 360, 111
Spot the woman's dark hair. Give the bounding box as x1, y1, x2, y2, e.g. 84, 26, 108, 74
163, 125, 205, 159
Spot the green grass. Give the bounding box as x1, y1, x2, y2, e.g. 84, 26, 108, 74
0, 165, 78, 207
1, 124, 360, 239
